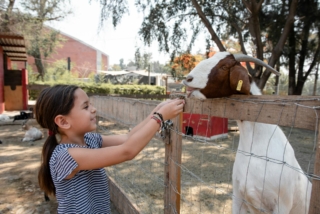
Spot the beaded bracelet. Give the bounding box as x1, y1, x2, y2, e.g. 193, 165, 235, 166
151, 115, 161, 124
153, 112, 164, 124
151, 114, 163, 131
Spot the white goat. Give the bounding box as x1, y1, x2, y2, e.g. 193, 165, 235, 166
183, 52, 311, 214
22, 124, 43, 142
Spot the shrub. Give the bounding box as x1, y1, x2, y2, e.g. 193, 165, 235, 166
28, 82, 165, 100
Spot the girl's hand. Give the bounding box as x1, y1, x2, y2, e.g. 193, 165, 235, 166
153, 99, 177, 112
156, 99, 185, 121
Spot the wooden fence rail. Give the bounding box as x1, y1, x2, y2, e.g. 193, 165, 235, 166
91, 95, 320, 213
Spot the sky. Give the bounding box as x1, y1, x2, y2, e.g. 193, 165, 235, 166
46, 0, 180, 66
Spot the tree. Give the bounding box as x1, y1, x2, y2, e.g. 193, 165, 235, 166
0, 0, 34, 34
0, 0, 72, 80
21, 0, 71, 81
112, 64, 121, 71
26, 28, 65, 80
134, 48, 152, 70
119, 58, 125, 70
96, 0, 320, 95
0, 0, 15, 32
143, 52, 152, 69
134, 48, 142, 69
283, 0, 320, 95
151, 61, 166, 73
170, 53, 203, 80
265, 71, 289, 95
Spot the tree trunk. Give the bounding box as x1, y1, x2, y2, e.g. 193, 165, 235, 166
244, 0, 264, 78
313, 65, 318, 96
294, 79, 306, 95
289, 0, 315, 95
288, 25, 296, 95
259, 0, 298, 90
191, 0, 226, 51
274, 61, 280, 95
33, 46, 45, 81
1, 0, 15, 32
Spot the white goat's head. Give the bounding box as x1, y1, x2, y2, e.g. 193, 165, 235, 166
182, 52, 280, 99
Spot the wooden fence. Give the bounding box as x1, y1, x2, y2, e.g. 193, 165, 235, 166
91, 94, 320, 214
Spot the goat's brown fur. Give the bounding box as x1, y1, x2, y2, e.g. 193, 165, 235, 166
200, 55, 251, 98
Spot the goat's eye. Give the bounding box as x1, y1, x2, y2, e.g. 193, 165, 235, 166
222, 66, 227, 70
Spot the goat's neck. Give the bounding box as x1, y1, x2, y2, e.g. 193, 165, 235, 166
235, 83, 283, 152
250, 82, 262, 95
235, 120, 281, 153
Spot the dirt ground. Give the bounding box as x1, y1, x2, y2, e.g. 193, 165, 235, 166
0, 116, 119, 214
0, 119, 58, 214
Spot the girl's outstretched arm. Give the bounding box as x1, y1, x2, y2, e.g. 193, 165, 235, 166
66, 99, 185, 177
100, 99, 179, 147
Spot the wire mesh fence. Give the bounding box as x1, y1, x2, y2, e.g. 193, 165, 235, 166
91, 95, 319, 214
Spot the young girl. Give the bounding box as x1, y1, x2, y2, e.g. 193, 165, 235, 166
35, 84, 185, 214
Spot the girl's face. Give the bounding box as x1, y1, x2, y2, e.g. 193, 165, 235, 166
67, 88, 97, 134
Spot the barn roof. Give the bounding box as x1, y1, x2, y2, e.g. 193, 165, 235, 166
0, 32, 27, 61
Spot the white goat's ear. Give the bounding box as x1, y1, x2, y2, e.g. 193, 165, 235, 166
229, 65, 251, 95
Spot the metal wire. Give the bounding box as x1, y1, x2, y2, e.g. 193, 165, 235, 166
92, 95, 318, 214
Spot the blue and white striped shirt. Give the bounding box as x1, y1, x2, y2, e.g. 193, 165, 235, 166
50, 132, 111, 214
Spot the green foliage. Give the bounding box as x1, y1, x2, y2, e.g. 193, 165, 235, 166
44, 60, 77, 83
28, 81, 165, 100
5, 0, 72, 80
263, 71, 289, 95
135, 48, 142, 69
151, 61, 162, 73
112, 64, 122, 71
302, 75, 320, 96
28, 57, 166, 100
28, 72, 38, 85
119, 58, 126, 70
94, 73, 106, 84
133, 48, 154, 70
98, 0, 320, 95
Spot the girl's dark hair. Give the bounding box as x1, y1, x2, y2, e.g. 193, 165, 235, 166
35, 84, 79, 196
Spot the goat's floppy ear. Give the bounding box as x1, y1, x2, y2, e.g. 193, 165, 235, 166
229, 64, 251, 95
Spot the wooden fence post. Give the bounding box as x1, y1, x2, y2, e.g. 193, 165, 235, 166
309, 110, 320, 214
164, 113, 182, 214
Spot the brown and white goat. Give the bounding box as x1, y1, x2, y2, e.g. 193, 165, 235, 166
183, 52, 311, 214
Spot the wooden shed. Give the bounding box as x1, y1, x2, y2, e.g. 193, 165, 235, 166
0, 32, 28, 113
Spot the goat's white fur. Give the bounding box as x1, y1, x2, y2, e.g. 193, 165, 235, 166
232, 84, 311, 214
189, 90, 207, 99
249, 81, 262, 95
187, 52, 230, 90
184, 52, 312, 214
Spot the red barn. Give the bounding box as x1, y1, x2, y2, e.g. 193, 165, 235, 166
182, 113, 228, 140
27, 27, 109, 78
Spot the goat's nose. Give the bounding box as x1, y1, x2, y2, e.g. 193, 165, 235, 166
186, 75, 193, 82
